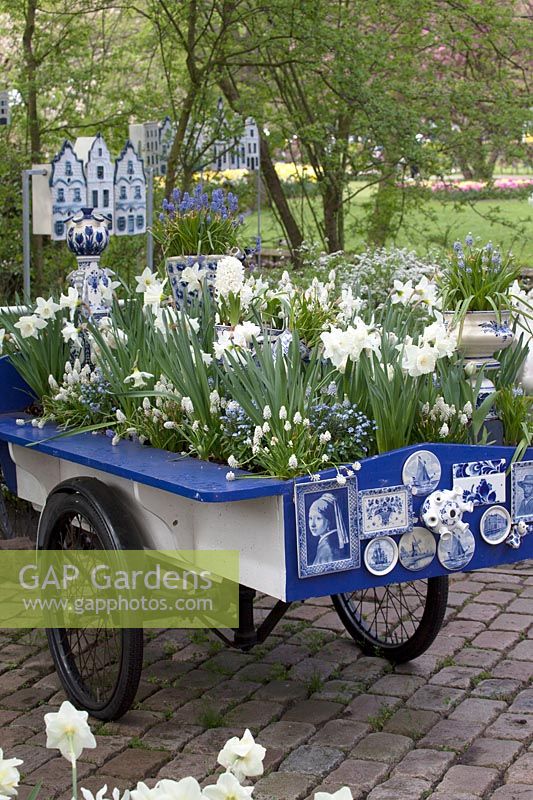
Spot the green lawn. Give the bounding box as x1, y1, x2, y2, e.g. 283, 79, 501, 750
243, 182, 533, 264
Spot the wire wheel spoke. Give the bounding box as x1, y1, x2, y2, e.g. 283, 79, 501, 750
346, 580, 428, 647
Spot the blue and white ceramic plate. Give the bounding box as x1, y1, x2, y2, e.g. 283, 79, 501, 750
437, 527, 475, 571
479, 506, 511, 545
364, 535, 398, 576
399, 527, 436, 571
402, 451, 441, 497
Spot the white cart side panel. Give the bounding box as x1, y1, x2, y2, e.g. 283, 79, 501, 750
9, 445, 288, 600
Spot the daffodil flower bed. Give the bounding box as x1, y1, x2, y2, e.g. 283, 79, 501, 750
0, 241, 529, 481
0, 700, 353, 800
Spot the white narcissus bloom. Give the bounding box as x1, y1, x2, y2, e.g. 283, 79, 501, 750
44, 700, 96, 764
217, 728, 266, 782
61, 321, 82, 347
34, 296, 60, 319
390, 279, 414, 305
213, 330, 234, 359
413, 275, 438, 309
180, 263, 207, 293
315, 788, 353, 800
400, 343, 438, 378
124, 368, 154, 388
100, 279, 121, 302
0, 748, 23, 799
215, 256, 245, 299
130, 782, 161, 800
81, 786, 131, 800
156, 778, 203, 800
144, 279, 168, 308
232, 321, 260, 348
204, 773, 253, 800
59, 287, 80, 318
135, 267, 159, 293
14, 314, 47, 339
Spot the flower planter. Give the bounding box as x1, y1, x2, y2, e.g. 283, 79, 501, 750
166, 254, 223, 307
444, 310, 514, 362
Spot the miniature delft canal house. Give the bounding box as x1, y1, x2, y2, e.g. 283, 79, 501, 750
209, 116, 260, 171
49, 134, 146, 240
0, 91, 10, 126
128, 116, 173, 176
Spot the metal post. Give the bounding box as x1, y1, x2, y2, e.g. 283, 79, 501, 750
22, 168, 47, 305
256, 148, 261, 270
146, 167, 154, 271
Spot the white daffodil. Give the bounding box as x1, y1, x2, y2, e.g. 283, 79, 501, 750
203, 773, 253, 800
81, 786, 131, 800
135, 267, 159, 293
180, 263, 207, 293
44, 700, 96, 764
0, 748, 23, 799
156, 777, 203, 800
143, 279, 168, 309
59, 287, 80, 319
130, 783, 161, 800
34, 296, 60, 320
124, 368, 154, 388
232, 321, 260, 348
315, 789, 353, 800
213, 329, 234, 359
100, 279, 121, 302
14, 314, 47, 339
217, 729, 266, 782
390, 279, 414, 305
0, 328, 5, 355
61, 321, 81, 347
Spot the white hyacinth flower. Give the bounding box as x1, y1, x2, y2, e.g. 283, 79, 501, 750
228, 455, 239, 469
204, 773, 253, 800
14, 314, 47, 339
116, 409, 127, 423
288, 455, 298, 469
215, 256, 245, 299
0, 747, 23, 798
44, 700, 96, 764
34, 296, 60, 320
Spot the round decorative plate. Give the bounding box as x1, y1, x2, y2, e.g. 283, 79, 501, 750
364, 535, 399, 576
479, 506, 511, 545
437, 527, 475, 571
402, 450, 441, 497
399, 527, 436, 571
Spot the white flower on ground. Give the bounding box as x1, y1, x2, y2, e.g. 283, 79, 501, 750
0, 748, 23, 799
44, 700, 96, 764
232, 321, 260, 348
215, 256, 245, 298
34, 296, 60, 319
218, 732, 266, 781
135, 267, 159, 293
288, 455, 298, 469
59, 287, 80, 318
81, 786, 130, 800
15, 419, 25, 426
226, 471, 235, 481
14, 314, 47, 339
180, 263, 207, 293
124, 368, 154, 389
204, 773, 253, 800
315, 788, 353, 800
61, 321, 81, 347
156, 777, 203, 800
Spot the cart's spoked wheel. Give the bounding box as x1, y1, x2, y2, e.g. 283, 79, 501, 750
331, 576, 449, 663
40, 486, 144, 720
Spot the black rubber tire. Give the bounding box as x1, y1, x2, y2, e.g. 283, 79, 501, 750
39, 482, 144, 719
331, 576, 449, 663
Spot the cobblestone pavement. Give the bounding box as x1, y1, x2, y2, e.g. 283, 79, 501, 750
1, 538, 533, 800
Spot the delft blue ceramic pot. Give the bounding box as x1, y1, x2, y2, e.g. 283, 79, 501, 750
66, 207, 111, 256
166, 254, 222, 308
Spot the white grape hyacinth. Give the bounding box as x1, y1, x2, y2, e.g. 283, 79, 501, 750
215, 256, 244, 298
44, 700, 96, 764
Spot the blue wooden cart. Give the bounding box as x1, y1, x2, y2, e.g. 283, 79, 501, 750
0, 355, 531, 719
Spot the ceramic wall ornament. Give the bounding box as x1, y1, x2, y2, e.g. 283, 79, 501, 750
364, 535, 399, 576
452, 458, 506, 506
511, 461, 533, 525
399, 527, 436, 571
479, 506, 512, 545
420, 487, 473, 538
437, 527, 476, 571
294, 476, 359, 578
359, 485, 413, 539
402, 451, 441, 496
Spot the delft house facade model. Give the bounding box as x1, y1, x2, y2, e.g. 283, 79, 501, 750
210, 117, 260, 171
0, 91, 10, 126
128, 117, 173, 176
50, 133, 146, 241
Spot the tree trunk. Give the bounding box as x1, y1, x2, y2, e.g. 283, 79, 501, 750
322, 178, 344, 252
164, 86, 197, 197
367, 169, 399, 247
23, 0, 44, 295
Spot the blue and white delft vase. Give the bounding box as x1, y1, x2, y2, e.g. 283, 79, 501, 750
444, 310, 514, 419
166, 254, 222, 308
66, 208, 113, 320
